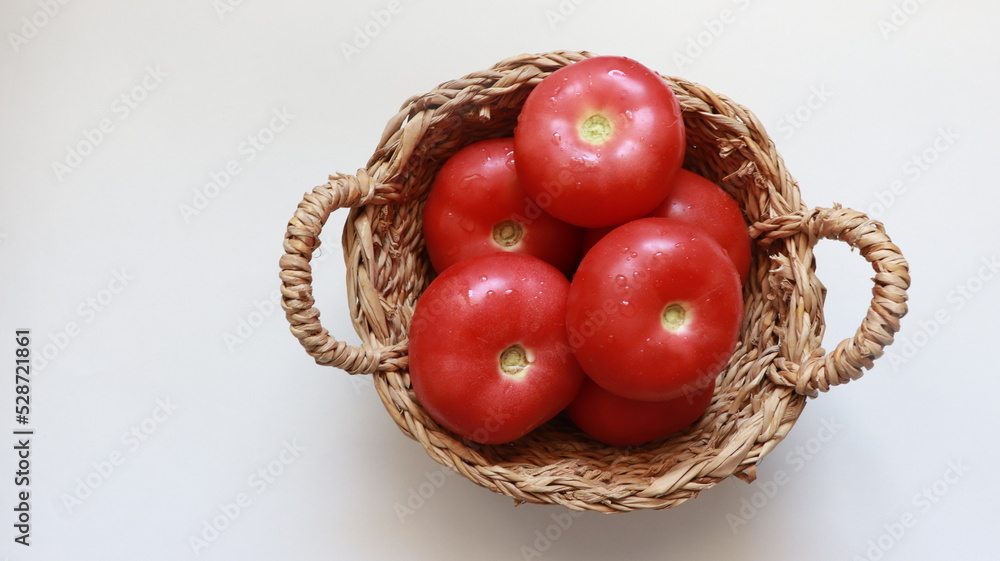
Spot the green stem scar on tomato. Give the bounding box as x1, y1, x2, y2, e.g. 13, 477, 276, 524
492, 219, 524, 248
580, 114, 613, 144
499, 344, 531, 378
661, 303, 687, 331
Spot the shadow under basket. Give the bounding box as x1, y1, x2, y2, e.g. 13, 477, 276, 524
279, 51, 910, 512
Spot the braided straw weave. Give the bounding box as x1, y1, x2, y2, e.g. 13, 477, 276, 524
279, 51, 910, 512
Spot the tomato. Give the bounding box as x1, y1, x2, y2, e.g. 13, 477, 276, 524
566, 218, 743, 401
567, 376, 714, 446
408, 252, 585, 444
513, 55, 686, 228
422, 138, 583, 276
581, 169, 751, 283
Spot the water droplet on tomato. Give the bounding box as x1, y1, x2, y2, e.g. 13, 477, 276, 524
459, 217, 476, 232
615, 274, 628, 287
480, 275, 488, 282
462, 173, 485, 185
619, 300, 636, 317
608, 69, 626, 78
551, 132, 562, 146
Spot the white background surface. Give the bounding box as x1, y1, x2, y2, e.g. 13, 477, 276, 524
1, 1, 996, 559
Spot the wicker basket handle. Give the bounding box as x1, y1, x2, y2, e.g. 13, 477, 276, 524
750, 205, 910, 397
279, 170, 406, 375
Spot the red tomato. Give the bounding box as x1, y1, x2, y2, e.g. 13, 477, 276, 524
566, 218, 743, 401
567, 376, 715, 446
422, 138, 583, 276
408, 252, 585, 444
581, 169, 751, 283
514, 56, 686, 228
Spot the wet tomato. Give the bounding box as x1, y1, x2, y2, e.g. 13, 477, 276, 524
566, 218, 743, 401
422, 138, 583, 276
582, 169, 751, 284
408, 252, 585, 444
514, 56, 686, 228
567, 376, 715, 446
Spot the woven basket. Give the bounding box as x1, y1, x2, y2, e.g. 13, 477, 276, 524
279, 51, 910, 512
